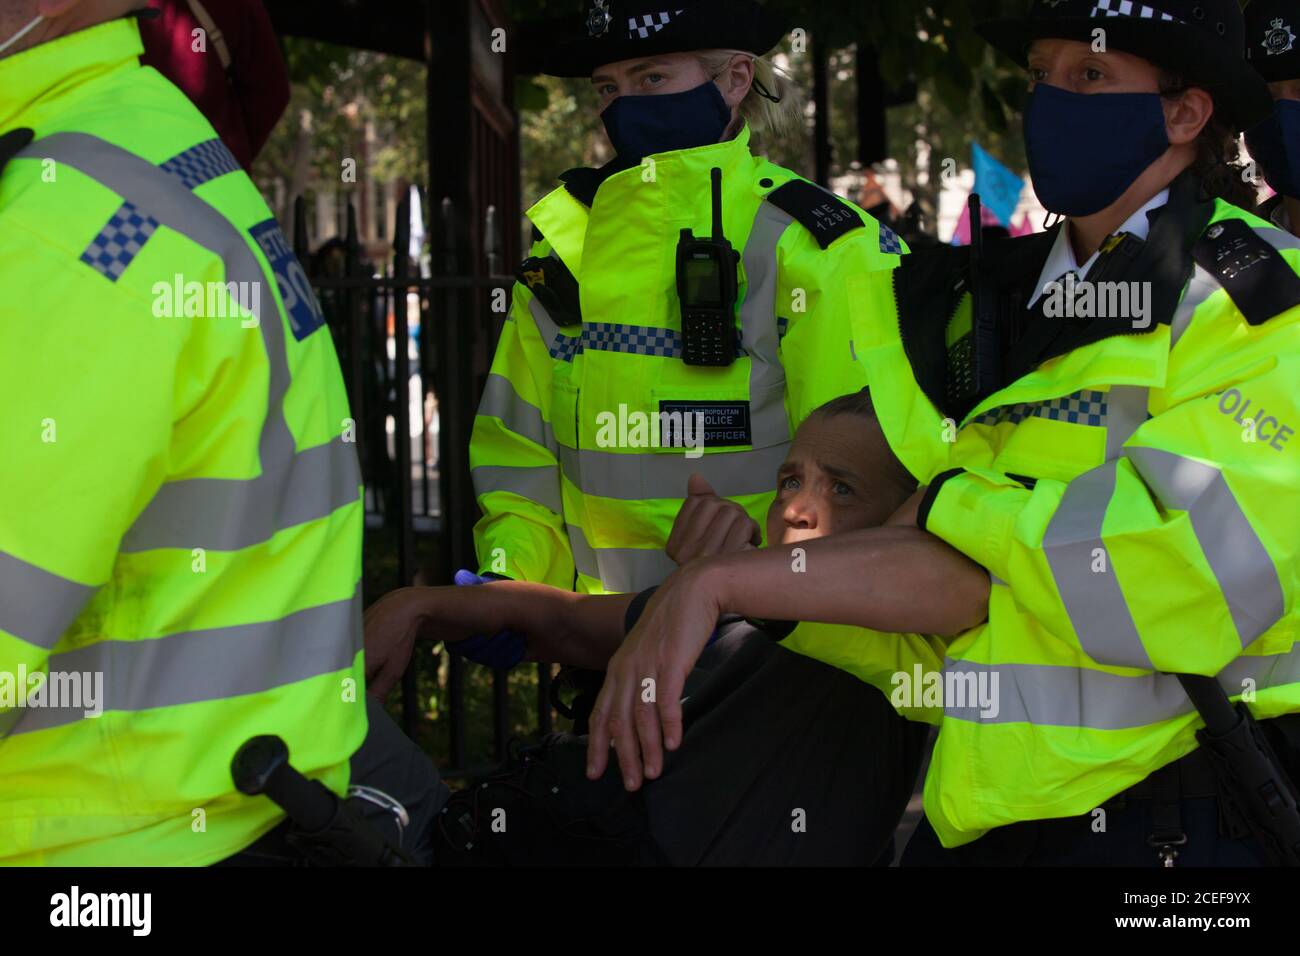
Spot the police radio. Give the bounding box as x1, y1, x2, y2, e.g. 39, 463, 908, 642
676, 167, 739, 367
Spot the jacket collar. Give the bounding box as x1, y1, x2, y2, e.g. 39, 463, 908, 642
1027, 189, 1170, 309
531, 124, 758, 275
0, 18, 143, 131
558, 123, 756, 210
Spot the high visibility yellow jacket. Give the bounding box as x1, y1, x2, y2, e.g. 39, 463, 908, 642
470, 127, 907, 594
0, 19, 366, 865
850, 188, 1300, 846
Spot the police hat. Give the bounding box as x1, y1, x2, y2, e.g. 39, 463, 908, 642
977, 0, 1274, 131
1245, 0, 1300, 83
542, 0, 791, 78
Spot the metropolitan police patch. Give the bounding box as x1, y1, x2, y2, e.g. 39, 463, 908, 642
249, 219, 325, 341
658, 400, 752, 447
1263, 17, 1296, 56
587, 0, 612, 36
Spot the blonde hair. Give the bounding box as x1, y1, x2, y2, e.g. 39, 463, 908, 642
695, 49, 805, 143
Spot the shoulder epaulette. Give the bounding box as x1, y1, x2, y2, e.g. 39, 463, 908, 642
558, 167, 601, 208
764, 179, 866, 250
1193, 218, 1300, 326
0, 128, 34, 177
516, 253, 582, 327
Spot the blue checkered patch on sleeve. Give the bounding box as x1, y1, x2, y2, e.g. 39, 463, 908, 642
970, 389, 1109, 428
548, 323, 748, 363
879, 224, 903, 255
549, 332, 583, 362
79, 201, 159, 282
159, 138, 242, 190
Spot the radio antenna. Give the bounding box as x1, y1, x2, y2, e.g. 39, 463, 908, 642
711, 167, 723, 238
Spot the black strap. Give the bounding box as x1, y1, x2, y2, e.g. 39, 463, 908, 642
623, 587, 658, 633
1145, 762, 1188, 865
1179, 675, 1300, 865
743, 616, 797, 640
1120, 747, 1220, 801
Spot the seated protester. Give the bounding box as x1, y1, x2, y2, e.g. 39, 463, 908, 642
587, 1, 1300, 867
364, 392, 987, 865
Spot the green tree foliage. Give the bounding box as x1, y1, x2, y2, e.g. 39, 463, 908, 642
255, 39, 427, 229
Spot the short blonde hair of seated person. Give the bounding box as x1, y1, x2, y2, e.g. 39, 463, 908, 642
805, 389, 918, 502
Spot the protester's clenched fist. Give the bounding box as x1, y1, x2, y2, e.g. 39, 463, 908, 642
665, 473, 761, 565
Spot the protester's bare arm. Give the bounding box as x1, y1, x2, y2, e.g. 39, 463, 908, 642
586, 524, 988, 788
544, 589, 638, 668
364, 582, 635, 697
705, 524, 988, 636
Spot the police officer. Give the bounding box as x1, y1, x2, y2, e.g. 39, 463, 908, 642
1244, 0, 1300, 235
465, 0, 903, 606
0, 0, 443, 864
589, 0, 1300, 866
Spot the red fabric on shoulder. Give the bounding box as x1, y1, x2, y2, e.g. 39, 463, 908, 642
137, 0, 289, 169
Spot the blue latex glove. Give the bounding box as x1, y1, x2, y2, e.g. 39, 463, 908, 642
446, 569, 527, 670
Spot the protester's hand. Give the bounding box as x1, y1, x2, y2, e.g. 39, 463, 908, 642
364, 582, 517, 697
366, 575, 599, 697
586, 560, 725, 790
886, 486, 927, 528
665, 473, 761, 565
363, 588, 445, 699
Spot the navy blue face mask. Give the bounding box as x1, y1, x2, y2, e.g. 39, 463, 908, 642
1245, 100, 1300, 200
1023, 84, 1171, 217
600, 81, 732, 166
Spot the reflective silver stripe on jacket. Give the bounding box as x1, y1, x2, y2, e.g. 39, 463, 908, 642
23, 133, 361, 555
1169, 264, 1221, 347
3, 588, 361, 736
1041, 385, 1150, 668
471, 464, 564, 515
739, 201, 794, 450
1041, 458, 1151, 669
943, 641, 1300, 729
1043, 442, 1282, 668
558, 443, 787, 501
0, 551, 96, 651
567, 523, 678, 593
477, 372, 556, 453
1125, 446, 1285, 649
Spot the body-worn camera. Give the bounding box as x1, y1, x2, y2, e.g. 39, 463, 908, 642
676, 167, 739, 367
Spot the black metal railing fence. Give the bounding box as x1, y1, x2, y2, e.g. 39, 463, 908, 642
293, 194, 553, 779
